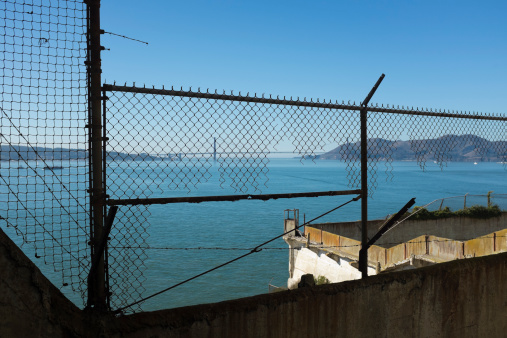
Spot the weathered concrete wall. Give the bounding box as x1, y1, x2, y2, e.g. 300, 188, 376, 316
109, 252, 507, 338
311, 212, 507, 248
305, 227, 507, 271
0, 228, 92, 337
286, 246, 373, 288
2, 227, 507, 337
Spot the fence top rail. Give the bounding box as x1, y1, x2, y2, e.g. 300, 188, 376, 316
102, 84, 507, 121
107, 189, 362, 206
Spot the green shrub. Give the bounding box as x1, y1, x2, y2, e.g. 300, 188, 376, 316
314, 275, 330, 285
454, 204, 502, 219
409, 204, 502, 220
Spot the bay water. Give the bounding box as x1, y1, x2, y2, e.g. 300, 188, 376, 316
2, 158, 506, 311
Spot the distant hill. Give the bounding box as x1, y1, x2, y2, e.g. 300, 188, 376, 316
2, 135, 506, 163
0, 145, 159, 161
0, 145, 88, 161
317, 135, 507, 162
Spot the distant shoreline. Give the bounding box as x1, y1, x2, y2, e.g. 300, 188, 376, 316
2, 134, 505, 163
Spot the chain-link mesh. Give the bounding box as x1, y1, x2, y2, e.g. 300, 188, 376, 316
106, 204, 149, 312
0, 0, 88, 305
399, 109, 506, 170
103, 85, 506, 311
103, 88, 363, 310
2, 0, 505, 314
104, 91, 358, 196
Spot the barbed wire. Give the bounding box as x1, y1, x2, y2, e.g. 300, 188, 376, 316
0, 0, 89, 303
1, 107, 89, 224
113, 195, 360, 313
109, 235, 507, 252
0, 172, 87, 269
103, 83, 506, 312
103, 31, 149, 45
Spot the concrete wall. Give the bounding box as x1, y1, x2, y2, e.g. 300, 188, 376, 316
2, 227, 507, 337
286, 244, 373, 289
305, 226, 507, 271
0, 228, 92, 337
108, 252, 507, 338
310, 212, 507, 248
283, 226, 507, 287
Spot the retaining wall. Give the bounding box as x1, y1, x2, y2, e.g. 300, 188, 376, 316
1, 227, 506, 337
309, 212, 507, 248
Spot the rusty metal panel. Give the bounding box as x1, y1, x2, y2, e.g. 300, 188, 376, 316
305, 226, 325, 245
386, 243, 406, 265
405, 236, 428, 257
305, 226, 317, 239
428, 236, 463, 260
368, 245, 386, 268
321, 231, 339, 247
339, 236, 361, 257
495, 229, 507, 252
464, 235, 494, 257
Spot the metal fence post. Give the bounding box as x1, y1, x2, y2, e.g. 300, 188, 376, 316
87, 0, 106, 310
487, 191, 493, 207
359, 74, 385, 279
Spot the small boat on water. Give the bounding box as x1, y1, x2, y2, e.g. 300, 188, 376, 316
473, 162, 478, 165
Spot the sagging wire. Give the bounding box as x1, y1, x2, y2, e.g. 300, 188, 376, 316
113, 194, 361, 314
0, 172, 87, 269
103, 31, 149, 45
0, 107, 90, 221
0, 107, 88, 212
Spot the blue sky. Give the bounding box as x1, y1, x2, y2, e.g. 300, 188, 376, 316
101, 0, 506, 115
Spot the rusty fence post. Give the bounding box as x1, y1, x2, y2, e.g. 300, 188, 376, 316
87, 0, 107, 310
358, 74, 385, 279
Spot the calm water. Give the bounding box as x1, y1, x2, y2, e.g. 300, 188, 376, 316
2, 159, 507, 311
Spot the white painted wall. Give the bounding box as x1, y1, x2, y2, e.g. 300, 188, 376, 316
287, 244, 376, 289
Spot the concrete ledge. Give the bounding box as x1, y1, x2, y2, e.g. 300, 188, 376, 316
2, 226, 506, 337
110, 252, 507, 337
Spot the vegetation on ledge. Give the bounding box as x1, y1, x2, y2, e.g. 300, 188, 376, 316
409, 205, 502, 220
314, 275, 330, 285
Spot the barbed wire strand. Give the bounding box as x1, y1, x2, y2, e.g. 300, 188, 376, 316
0, 130, 88, 233
0, 173, 86, 269
109, 235, 506, 251
1, 107, 89, 218
103, 31, 148, 45
113, 195, 361, 313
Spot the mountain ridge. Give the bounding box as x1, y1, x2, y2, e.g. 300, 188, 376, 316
317, 134, 506, 162
1, 135, 505, 162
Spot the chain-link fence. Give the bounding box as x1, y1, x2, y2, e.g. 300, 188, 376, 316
102, 84, 506, 312
1, 0, 506, 314
0, 0, 89, 305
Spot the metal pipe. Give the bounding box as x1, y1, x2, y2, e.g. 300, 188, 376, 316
87, 0, 106, 310
102, 88, 110, 308
102, 84, 507, 121
359, 107, 368, 278
87, 206, 117, 291
359, 74, 385, 279
213, 137, 217, 162
366, 198, 416, 248
362, 74, 385, 106
107, 189, 362, 206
